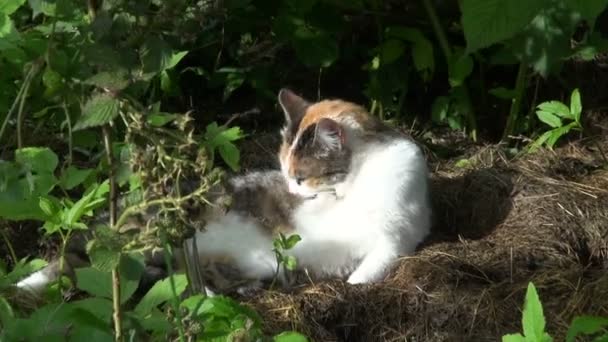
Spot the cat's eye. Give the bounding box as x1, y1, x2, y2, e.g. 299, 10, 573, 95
295, 177, 305, 185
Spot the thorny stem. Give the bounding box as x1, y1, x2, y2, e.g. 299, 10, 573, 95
421, 0, 477, 141
503, 62, 528, 141
115, 185, 211, 229
102, 125, 122, 342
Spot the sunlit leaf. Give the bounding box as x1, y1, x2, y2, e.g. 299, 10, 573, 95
134, 274, 188, 316
74, 93, 121, 131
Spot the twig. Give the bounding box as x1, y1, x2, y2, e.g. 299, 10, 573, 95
102, 124, 122, 342
0, 63, 39, 147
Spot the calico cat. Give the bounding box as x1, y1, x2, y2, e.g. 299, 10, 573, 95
15, 89, 431, 295
274, 89, 431, 283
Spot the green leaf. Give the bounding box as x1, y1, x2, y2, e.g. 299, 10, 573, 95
75, 267, 113, 298
431, 96, 450, 123
283, 255, 297, 271
117, 253, 144, 304
569, 88, 582, 123
522, 282, 548, 342
566, 316, 608, 342
88, 245, 120, 273
42, 67, 63, 97
386, 26, 434, 81
489, 87, 517, 100
38, 196, 58, 217
15, 147, 58, 173
60, 166, 93, 190
448, 53, 474, 88
0, 0, 26, 14
565, 0, 608, 26
536, 110, 562, 128
512, 6, 576, 77
379, 39, 405, 65
147, 113, 177, 127
530, 130, 553, 151
546, 124, 575, 148
218, 142, 240, 171
74, 93, 121, 131
141, 36, 183, 75
274, 331, 309, 342
283, 234, 301, 250
84, 70, 131, 91
75, 254, 143, 303
292, 27, 338, 68
65, 182, 109, 227
502, 333, 525, 342
537, 101, 571, 119
0, 296, 14, 326
462, 0, 545, 52
134, 274, 188, 316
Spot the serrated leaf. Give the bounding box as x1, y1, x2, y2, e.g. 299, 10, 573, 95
84, 70, 130, 91
74, 93, 120, 131
462, 0, 545, 52
88, 246, 120, 273
274, 331, 309, 342
0, 0, 26, 15
522, 282, 547, 342
134, 274, 188, 316
536, 110, 562, 128
118, 253, 144, 304
566, 316, 608, 342
60, 166, 93, 190
15, 147, 58, 173
75, 267, 113, 298
537, 101, 572, 119
570, 88, 582, 123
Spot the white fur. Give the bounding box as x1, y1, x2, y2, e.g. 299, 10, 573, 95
189, 212, 278, 281
287, 138, 431, 283
16, 270, 52, 292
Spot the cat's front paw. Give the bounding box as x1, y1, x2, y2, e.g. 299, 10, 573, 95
346, 272, 370, 285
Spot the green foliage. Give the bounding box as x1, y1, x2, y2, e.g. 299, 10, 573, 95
503, 282, 608, 342
531, 88, 583, 150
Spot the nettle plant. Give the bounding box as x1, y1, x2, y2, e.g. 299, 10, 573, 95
503, 282, 608, 342
0, 1, 307, 341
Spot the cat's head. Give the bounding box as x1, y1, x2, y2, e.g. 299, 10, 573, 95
277, 89, 352, 198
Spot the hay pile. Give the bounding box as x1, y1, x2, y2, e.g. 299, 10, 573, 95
238, 122, 608, 341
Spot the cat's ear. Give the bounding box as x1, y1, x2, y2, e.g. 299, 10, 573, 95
278, 88, 310, 127
314, 118, 344, 151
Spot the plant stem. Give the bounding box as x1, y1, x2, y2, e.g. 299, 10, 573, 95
0, 64, 38, 147
503, 62, 528, 141
421, 0, 451, 61
0, 226, 17, 265
162, 233, 186, 342
102, 125, 122, 342
62, 102, 73, 164
421, 0, 477, 141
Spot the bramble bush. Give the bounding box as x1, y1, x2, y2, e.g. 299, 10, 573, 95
1, 0, 608, 341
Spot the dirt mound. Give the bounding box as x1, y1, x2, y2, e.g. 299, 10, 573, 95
244, 127, 608, 341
